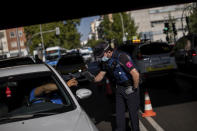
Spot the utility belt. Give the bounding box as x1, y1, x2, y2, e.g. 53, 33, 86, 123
117, 80, 133, 87
117, 80, 137, 95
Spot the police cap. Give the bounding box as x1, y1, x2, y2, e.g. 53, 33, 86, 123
93, 42, 110, 58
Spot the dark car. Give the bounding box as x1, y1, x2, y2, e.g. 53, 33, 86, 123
0, 56, 36, 69
56, 53, 88, 82
174, 34, 197, 68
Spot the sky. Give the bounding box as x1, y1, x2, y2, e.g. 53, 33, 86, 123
77, 16, 100, 42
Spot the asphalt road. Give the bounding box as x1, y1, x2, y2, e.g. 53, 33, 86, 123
78, 63, 197, 131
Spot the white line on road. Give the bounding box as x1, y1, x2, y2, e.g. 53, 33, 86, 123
139, 120, 148, 131
140, 110, 165, 131
125, 112, 148, 131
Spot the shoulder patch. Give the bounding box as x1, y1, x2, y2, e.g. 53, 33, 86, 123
126, 61, 133, 68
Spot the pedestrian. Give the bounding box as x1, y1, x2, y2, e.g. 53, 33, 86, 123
82, 42, 140, 131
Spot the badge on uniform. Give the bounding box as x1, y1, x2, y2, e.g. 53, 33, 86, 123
126, 61, 133, 68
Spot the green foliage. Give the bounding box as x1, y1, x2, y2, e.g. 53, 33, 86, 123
189, 6, 197, 34
174, 36, 187, 51
24, 19, 81, 53
87, 39, 105, 48
99, 12, 138, 45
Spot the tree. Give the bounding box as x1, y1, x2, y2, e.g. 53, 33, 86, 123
86, 39, 105, 48
98, 12, 138, 45
0, 32, 4, 51
24, 19, 81, 53
189, 5, 197, 34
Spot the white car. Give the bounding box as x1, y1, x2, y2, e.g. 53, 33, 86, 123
79, 48, 94, 62
0, 64, 98, 131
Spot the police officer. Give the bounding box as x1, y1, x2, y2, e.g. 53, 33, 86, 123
83, 42, 140, 131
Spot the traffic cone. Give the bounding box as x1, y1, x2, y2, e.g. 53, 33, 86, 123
106, 78, 112, 95
142, 91, 156, 117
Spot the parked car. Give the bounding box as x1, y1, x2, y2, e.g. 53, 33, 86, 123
0, 64, 98, 131
56, 53, 88, 83
118, 42, 177, 81
174, 34, 197, 69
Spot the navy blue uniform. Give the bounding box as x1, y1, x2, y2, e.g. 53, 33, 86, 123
102, 50, 140, 131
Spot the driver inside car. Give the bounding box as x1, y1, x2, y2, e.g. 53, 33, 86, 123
29, 78, 78, 104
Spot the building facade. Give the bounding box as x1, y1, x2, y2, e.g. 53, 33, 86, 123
130, 3, 194, 43
0, 30, 9, 56
89, 18, 102, 40
5, 27, 28, 57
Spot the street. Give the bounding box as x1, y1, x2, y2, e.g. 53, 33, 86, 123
78, 63, 197, 131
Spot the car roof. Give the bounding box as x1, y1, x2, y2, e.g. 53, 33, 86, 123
138, 42, 169, 48
46, 46, 66, 51
0, 64, 50, 78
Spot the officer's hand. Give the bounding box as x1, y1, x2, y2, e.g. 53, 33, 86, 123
82, 71, 95, 82
67, 78, 78, 87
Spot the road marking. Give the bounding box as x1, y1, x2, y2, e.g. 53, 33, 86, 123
125, 112, 148, 131
176, 72, 197, 79
140, 110, 165, 131
139, 120, 148, 131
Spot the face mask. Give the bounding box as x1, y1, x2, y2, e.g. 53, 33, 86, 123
102, 56, 109, 62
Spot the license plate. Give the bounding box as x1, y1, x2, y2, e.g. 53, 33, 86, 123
146, 65, 174, 72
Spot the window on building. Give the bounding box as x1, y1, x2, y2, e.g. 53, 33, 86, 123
19, 30, 23, 37
10, 32, 15, 38
11, 42, 17, 48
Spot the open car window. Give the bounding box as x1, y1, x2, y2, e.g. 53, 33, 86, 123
0, 71, 75, 124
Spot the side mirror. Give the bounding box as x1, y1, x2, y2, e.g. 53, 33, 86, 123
76, 88, 92, 99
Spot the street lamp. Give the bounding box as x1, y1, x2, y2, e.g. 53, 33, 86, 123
27, 27, 60, 54
40, 24, 45, 50
119, 13, 126, 43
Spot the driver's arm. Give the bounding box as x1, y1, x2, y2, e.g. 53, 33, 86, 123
34, 78, 78, 97
34, 83, 57, 97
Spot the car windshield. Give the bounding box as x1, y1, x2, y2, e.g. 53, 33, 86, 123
0, 71, 74, 124
46, 50, 59, 61
140, 43, 171, 55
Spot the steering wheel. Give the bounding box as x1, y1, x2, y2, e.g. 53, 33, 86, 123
30, 97, 53, 105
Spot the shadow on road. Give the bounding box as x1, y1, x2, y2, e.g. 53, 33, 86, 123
140, 74, 197, 110
77, 65, 197, 131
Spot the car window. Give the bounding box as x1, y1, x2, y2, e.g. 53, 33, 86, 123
0, 71, 74, 124
140, 43, 171, 55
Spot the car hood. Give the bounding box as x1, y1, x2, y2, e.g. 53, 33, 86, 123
0, 109, 98, 131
